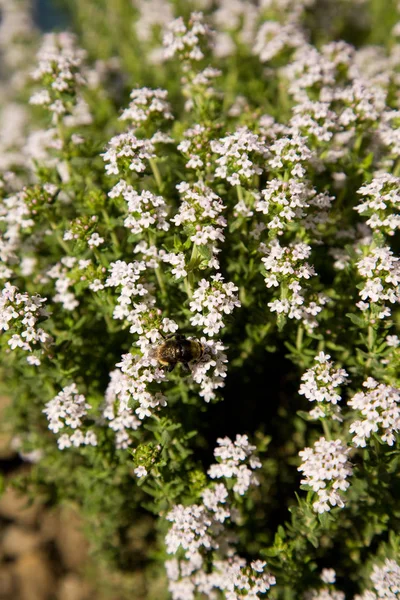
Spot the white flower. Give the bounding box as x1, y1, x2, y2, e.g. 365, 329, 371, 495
255, 178, 333, 236
305, 588, 345, 600
201, 483, 230, 522
354, 558, 400, 600
298, 437, 353, 513
189, 275, 240, 336
211, 127, 268, 186
164, 435, 272, 599
355, 174, 400, 236
43, 384, 96, 450
321, 569, 337, 584
165, 504, 215, 558
102, 132, 157, 176
261, 240, 327, 330
134, 466, 148, 478
299, 352, 348, 406
120, 87, 173, 128
161, 252, 187, 280
254, 20, 305, 63
110, 180, 170, 234
207, 434, 261, 495
0, 283, 50, 357
386, 335, 399, 348
102, 350, 168, 448
163, 12, 211, 64
173, 181, 227, 253
47, 261, 79, 311
348, 379, 400, 447
30, 32, 87, 117
356, 246, 400, 313
27, 355, 41, 366
87, 232, 104, 248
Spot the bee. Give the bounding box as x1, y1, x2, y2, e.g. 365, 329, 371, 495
155, 333, 204, 372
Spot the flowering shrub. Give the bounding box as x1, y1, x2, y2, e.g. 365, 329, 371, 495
1, 0, 400, 598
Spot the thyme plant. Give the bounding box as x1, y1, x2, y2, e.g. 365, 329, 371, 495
0, 0, 399, 598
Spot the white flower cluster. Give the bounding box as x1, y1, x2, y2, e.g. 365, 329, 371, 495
173, 181, 226, 250
104, 259, 149, 322
119, 87, 173, 129
299, 352, 348, 420
178, 124, 210, 170
111, 351, 168, 421
47, 258, 79, 311
165, 435, 274, 599
354, 558, 400, 600
163, 12, 212, 64
268, 132, 314, 179
304, 588, 345, 600
208, 434, 262, 495
190, 338, 228, 403
356, 246, 400, 317
355, 174, 400, 236
0, 190, 34, 265
160, 251, 188, 279
189, 274, 240, 336
211, 126, 268, 186
0, 282, 50, 365
348, 378, 400, 447
105, 264, 180, 351
284, 42, 354, 103
109, 180, 170, 235
304, 569, 345, 600
213, 0, 258, 55
134, 0, 174, 43
166, 555, 276, 600
102, 131, 157, 176
165, 502, 217, 559
378, 110, 400, 160
182, 66, 222, 111
101, 256, 229, 416
261, 240, 327, 329
291, 100, 338, 144
298, 437, 353, 513
30, 32, 87, 117
253, 21, 305, 63
282, 41, 388, 165
254, 178, 333, 236
102, 369, 142, 449
43, 384, 97, 450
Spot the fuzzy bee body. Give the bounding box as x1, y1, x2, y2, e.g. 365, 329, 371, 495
155, 334, 204, 372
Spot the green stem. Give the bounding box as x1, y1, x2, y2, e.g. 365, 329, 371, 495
184, 277, 193, 299
55, 117, 73, 181
155, 266, 167, 298
148, 231, 167, 298
149, 158, 163, 193
322, 419, 332, 441
236, 185, 244, 204
184, 244, 200, 299
296, 325, 304, 351
49, 222, 71, 254
101, 209, 121, 253
365, 321, 375, 373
